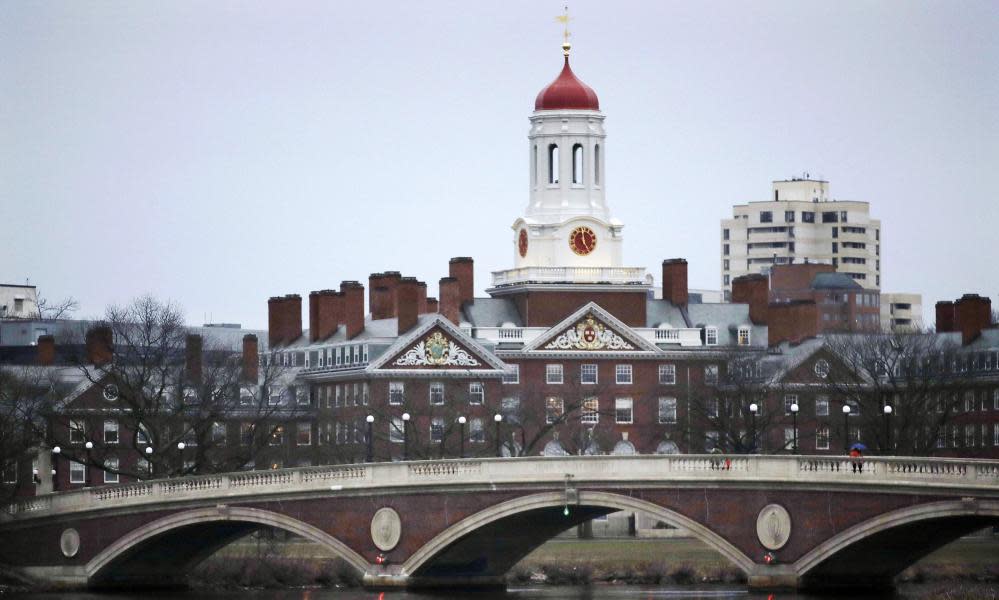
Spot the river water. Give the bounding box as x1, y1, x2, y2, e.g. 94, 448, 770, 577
1, 586, 957, 600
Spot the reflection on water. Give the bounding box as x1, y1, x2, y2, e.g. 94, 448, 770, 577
1, 585, 921, 600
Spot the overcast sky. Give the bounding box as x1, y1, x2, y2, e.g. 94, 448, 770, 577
3, 1, 997, 329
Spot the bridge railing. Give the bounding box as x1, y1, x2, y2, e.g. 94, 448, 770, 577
3, 454, 998, 522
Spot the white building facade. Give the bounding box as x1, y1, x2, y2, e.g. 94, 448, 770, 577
881, 292, 923, 332
720, 178, 882, 299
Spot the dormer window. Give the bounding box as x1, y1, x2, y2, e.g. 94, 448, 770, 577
705, 327, 718, 346
737, 326, 751, 346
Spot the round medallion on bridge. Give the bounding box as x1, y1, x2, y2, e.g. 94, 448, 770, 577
756, 504, 791, 551
370, 507, 402, 552
60, 528, 80, 558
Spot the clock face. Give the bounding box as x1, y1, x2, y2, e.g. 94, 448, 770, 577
518, 229, 528, 257
569, 226, 597, 256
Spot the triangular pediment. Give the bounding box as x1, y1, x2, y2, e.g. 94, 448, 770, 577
523, 302, 660, 353
368, 316, 507, 372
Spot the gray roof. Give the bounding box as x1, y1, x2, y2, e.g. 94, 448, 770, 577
281, 313, 439, 349
645, 299, 689, 328
811, 272, 863, 290
687, 303, 768, 347
461, 298, 523, 327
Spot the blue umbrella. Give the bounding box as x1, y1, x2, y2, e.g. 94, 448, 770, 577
850, 443, 868, 451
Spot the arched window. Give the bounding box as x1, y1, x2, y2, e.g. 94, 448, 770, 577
572, 143, 583, 184
548, 144, 559, 184
594, 144, 601, 185
532, 144, 538, 186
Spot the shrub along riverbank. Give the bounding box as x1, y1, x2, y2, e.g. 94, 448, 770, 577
189, 533, 999, 590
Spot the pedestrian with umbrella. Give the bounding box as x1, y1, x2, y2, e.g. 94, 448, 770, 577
849, 442, 867, 473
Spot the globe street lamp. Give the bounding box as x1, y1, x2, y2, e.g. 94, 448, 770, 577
84, 441, 94, 486
748, 403, 759, 453
366, 415, 375, 462
402, 413, 411, 461
52, 446, 61, 491
457, 416, 467, 458
883, 404, 893, 453
842, 404, 852, 452
790, 403, 799, 454
494, 414, 503, 457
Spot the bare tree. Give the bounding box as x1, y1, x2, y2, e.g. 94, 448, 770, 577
37, 296, 79, 320
50, 296, 294, 481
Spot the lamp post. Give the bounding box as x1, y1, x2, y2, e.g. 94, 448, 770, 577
748, 403, 759, 453
883, 404, 893, 453
790, 403, 799, 453
494, 414, 503, 457
84, 441, 93, 486
402, 413, 410, 461
457, 416, 467, 458
177, 441, 186, 476
52, 446, 61, 491
842, 404, 852, 452
366, 415, 375, 463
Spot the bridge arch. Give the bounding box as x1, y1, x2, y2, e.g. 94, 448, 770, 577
403, 490, 755, 582
86, 506, 369, 587
793, 499, 999, 589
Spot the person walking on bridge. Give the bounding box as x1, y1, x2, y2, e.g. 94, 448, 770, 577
849, 443, 866, 473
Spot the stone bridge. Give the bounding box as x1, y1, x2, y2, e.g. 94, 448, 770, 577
2, 455, 998, 591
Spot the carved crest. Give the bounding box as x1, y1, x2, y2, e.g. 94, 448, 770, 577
544, 315, 634, 351
393, 331, 481, 367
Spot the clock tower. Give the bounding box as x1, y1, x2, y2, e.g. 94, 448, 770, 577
491, 41, 646, 291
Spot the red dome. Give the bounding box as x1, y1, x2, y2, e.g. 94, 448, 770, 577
534, 57, 600, 111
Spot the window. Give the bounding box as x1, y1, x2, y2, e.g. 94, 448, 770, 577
70, 420, 86, 444
548, 144, 559, 184
470, 418, 485, 443
760, 211, 773, 223
816, 427, 830, 450
430, 417, 445, 443
723, 259, 730, 270
784, 210, 795, 223
723, 244, 729, 256
545, 397, 563, 424
104, 458, 119, 484
581, 364, 598, 384
784, 395, 798, 415
723, 275, 730, 286
503, 364, 520, 384
615, 364, 633, 384
2, 460, 16, 484
723, 228, 730, 240
994, 423, 999, 447
546, 364, 563, 384
994, 389, 999, 410
831, 242, 838, 253
832, 226, 838, 239
615, 398, 634, 424
136, 458, 151, 478
705, 327, 718, 346
594, 144, 601, 185
241, 423, 254, 446
784, 427, 795, 448
296, 423, 311, 446
822, 211, 838, 223
707, 397, 719, 418
390, 417, 404, 443
70, 461, 86, 484
429, 382, 445, 405
211, 422, 226, 445
802, 211, 815, 223
658, 397, 677, 424
532, 144, 538, 185
389, 382, 404, 405
103, 420, 119, 445
737, 327, 751, 346
268, 389, 283, 406
659, 364, 676, 385
296, 387, 310, 407
840, 210, 848, 222
581, 398, 599, 424
270, 426, 285, 446
704, 364, 719, 385
572, 143, 583, 184
965, 425, 975, 447
816, 396, 829, 416
502, 396, 521, 423
705, 431, 719, 452
469, 382, 484, 405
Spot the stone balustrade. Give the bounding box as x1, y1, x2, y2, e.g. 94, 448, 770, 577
4, 454, 999, 522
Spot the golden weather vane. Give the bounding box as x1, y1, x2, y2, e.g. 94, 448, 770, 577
555, 4, 572, 56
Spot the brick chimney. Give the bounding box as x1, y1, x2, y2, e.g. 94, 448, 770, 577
449, 257, 474, 308
661, 259, 688, 306
36, 334, 55, 366
935, 301, 956, 333
426, 297, 439, 314
242, 334, 259, 383
267, 294, 303, 347
417, 281, 428, 314
732, 274, 769, 325
371, 286, 390, 320
185, 334, 203, 383
340, 281, 365, 339
439, 277, 461, 325
397, 277, 420, 335
955, 294, 992, 345
382, 271, 402, 317
368, 273, 386, 315
310, 290, 341, 341
85, 326, 113, 366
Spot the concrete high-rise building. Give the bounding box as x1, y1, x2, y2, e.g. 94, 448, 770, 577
720, 178, 881, 299
881, 292, 923, 332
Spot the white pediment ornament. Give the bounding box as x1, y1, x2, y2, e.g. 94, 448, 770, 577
393, 331, 480, 367
544, 315, 635, 351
